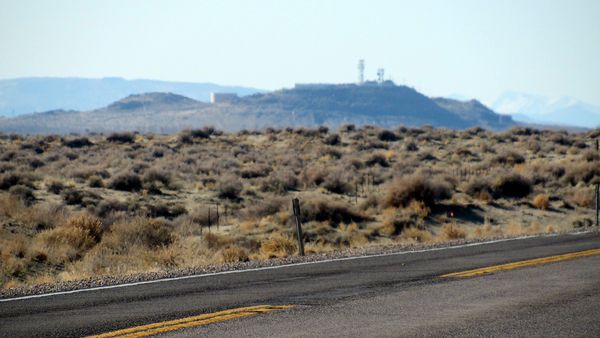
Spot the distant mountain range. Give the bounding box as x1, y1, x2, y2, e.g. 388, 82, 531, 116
492, 91, 600, 128
0, 83, 514, 134
0, 77, 263, 117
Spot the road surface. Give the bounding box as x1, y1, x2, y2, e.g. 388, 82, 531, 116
1, 232, 599, 337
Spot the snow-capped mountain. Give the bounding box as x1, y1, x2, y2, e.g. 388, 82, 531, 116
492, 91, 600, 128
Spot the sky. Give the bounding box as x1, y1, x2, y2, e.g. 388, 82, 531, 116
1, 0, 599, 105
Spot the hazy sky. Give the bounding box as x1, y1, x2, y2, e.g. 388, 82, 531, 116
1, 0, 599, 105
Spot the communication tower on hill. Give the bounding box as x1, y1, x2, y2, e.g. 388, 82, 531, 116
377, 68, 385, 84
358, 59, 365, 84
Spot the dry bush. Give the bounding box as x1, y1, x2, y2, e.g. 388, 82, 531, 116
109, 173, 143, 192
331, 222, 368, 247
105, 218, 173, 249
550, 133, 572, 146
532, 194, 550, 210
438, 223, 467, 241
377, 130, 399, 142
9, 185, 35, 205
340, 124, 356, 132
29, 158, 45, 169
70, 167, 110, 182
359, 194, 379, 211
0, 196, 67, 231
142, 169, 173, 188
61, 188, 99, 206
491, 172, 532, 198
219, 246, 249, 263
63, 137, 93, 148
380, 209, 423, 236
384, 174, 452, 208
33, 213, 102, 264
243, 196, 286, 219
300, 166, 327, 187
146, 202, 187, 219
259, 234, 296, 258
322, 172, 352, 194
405, 141, 418, 152
0, 173, 33, 190
217, 176, 243, 200
323, 134, 341, 146
365, 153, 389, 167
473, 224, 503, 239
569, 188, 595, 208
399, 227, 432, 243
318, 125, 329, 134
88, 175, 104, 188
203, 232, 232, 250
407, 200, 430, 218
106, 132, 135, 143
259, 170, 298, 194
492, 150, 525, 166
582, 150, 600, 162
240, 165, 271, 179
463, 177, 493, 200
320, 146, 342, 159
95, 199, 136, 219
298, 196, 366, 225
506, 221, 525, 236
179, 129, 209, 143
561, 162, 600, 185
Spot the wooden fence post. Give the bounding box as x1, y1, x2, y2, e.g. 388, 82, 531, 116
216, 203, 220, 230
208, 207, 211, 232
292, 198, 305, 256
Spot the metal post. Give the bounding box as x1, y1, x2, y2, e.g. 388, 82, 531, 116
292, 198, 305, 256
216, 203, 220, 230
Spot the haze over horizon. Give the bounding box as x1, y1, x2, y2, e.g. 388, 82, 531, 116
1, 0, 599, 107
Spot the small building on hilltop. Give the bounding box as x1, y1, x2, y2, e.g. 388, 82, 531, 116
210, 92, 239, 104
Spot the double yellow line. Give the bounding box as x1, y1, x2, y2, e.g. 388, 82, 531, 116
442, 248, 600, 278
87, 305, 292, 338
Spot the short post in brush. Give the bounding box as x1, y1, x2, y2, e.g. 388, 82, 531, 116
216, 203, 220, 230
208, 207, 211, 232
292, 198, 305, 256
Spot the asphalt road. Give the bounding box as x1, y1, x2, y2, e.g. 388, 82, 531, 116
1, 232, 599, 337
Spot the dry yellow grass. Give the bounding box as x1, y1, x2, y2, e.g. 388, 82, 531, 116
438, 223, 467, 241
473, 224, 503, 239
259, 234, 296, 259
219, 246, 249, 263
399, 227, 433, 243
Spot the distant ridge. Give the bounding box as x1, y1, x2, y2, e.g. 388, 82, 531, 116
0, 83, 516, 134
0, 77, 263, 117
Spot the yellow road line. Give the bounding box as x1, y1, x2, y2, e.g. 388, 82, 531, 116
442, 248, 600, 278
87, 305, 292, 338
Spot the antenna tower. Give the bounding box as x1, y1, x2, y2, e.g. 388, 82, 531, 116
377, 68, 385, 84
358, 59, 365, 84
